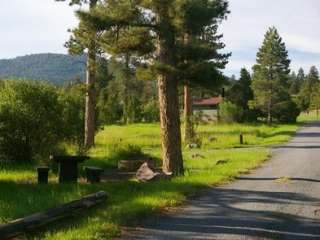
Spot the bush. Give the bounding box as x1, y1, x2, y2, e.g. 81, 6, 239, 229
0, 80, 64, 163
59, 83, 85, 151
142, 100, 160, 122
219, 101, 243, 123
273, 100, 300, 123
108, 144, 147, 161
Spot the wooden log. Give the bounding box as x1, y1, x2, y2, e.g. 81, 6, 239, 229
0, 191, 107, 240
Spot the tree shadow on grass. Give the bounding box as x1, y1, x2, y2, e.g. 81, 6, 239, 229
0, 178, 207, 239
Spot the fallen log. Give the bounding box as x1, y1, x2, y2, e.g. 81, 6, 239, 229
0, 191, 107, 240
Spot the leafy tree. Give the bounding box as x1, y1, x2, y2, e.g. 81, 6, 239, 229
59, 81, 86, 152
298, 66, 319, 111
310, 83, 320, 117
219, 101, 243, 123
0, 81, 64, 163
109, 57, 144, 124
97, 78, 123, 125
251, 27, 292, 124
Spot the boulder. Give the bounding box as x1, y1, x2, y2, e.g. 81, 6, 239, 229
136, 162, 172, 182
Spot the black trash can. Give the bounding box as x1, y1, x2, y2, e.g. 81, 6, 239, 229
37, 166, 50, 184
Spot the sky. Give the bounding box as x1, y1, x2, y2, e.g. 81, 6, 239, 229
0, 0, 319, 77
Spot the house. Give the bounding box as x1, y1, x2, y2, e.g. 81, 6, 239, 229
193, 96, 223, 122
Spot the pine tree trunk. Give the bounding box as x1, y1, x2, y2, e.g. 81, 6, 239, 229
184, 85, 194, 143
84, 49, 96, 148
84, 0, 98, 149
267, 101, 272, 125
156, 10, 183, 176
158, 75, 184, 175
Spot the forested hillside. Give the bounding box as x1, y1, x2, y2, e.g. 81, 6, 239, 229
0, 53, 86, 85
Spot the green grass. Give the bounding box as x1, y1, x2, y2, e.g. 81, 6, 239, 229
0, 122, 299, 240
298, 111, 320, 122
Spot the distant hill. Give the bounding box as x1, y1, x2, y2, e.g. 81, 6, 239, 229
0, 53, 86, 85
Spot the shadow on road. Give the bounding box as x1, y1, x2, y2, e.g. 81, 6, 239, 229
236, 177, 320, 183
129, 188, 320, 240
273, 145, 320, 149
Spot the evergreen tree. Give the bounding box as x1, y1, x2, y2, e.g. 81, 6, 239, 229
251, 27, 291, 124
227, 68, 254, 121
298, 66, 319, 111
228, 68, 252, 109
297, 68, 306, 87
57, 0, 99, 148
79, 0, 230, 175
177, 3, 230, 143
288, 71, 297, 95
289, 68, 305, 95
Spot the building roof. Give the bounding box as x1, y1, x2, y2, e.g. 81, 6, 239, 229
193, 96, 222, 106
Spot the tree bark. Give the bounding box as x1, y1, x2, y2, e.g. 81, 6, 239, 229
84, 0, 98, 149
267, 100, 272, 125
156, 10, 184, 176
84, 46, 96, 148
158, 75, 184, 175
184, 85, 194, 143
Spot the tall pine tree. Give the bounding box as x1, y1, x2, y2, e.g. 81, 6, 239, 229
252, 27, 291, 124
57, 0, 99, 148
298, 66, 319, 111
177, 1, 230, 143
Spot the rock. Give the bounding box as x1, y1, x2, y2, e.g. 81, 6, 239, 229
118, 159, 156, 172
136, 162, 172, 182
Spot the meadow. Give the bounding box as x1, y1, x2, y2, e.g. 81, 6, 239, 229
0, 121, 301, 239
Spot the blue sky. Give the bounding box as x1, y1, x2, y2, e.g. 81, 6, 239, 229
220, 0, 320, 76
0, 0, 319, 77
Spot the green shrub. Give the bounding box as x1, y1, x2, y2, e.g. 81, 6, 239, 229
219, 101, 243, 123
142, 100, 160, 123
59, 83, 85, 151
273, 100, 300, 123
108, 144, 147, 161
0, 80, 64, 163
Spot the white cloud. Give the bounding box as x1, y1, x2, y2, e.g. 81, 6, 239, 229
283, 33, 320, 55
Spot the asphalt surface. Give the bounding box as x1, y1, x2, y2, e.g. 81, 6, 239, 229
121, 122, 320, 240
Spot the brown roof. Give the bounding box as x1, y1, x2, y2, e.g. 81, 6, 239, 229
193, 96, 222, 106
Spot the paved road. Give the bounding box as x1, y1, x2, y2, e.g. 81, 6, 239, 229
120, 122, 320, 240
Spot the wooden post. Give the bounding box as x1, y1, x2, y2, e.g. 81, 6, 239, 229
240, 133, 244, 145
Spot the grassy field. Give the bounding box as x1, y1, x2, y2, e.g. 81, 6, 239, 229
298, 111, 320, 122
0, 122, 300, 239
